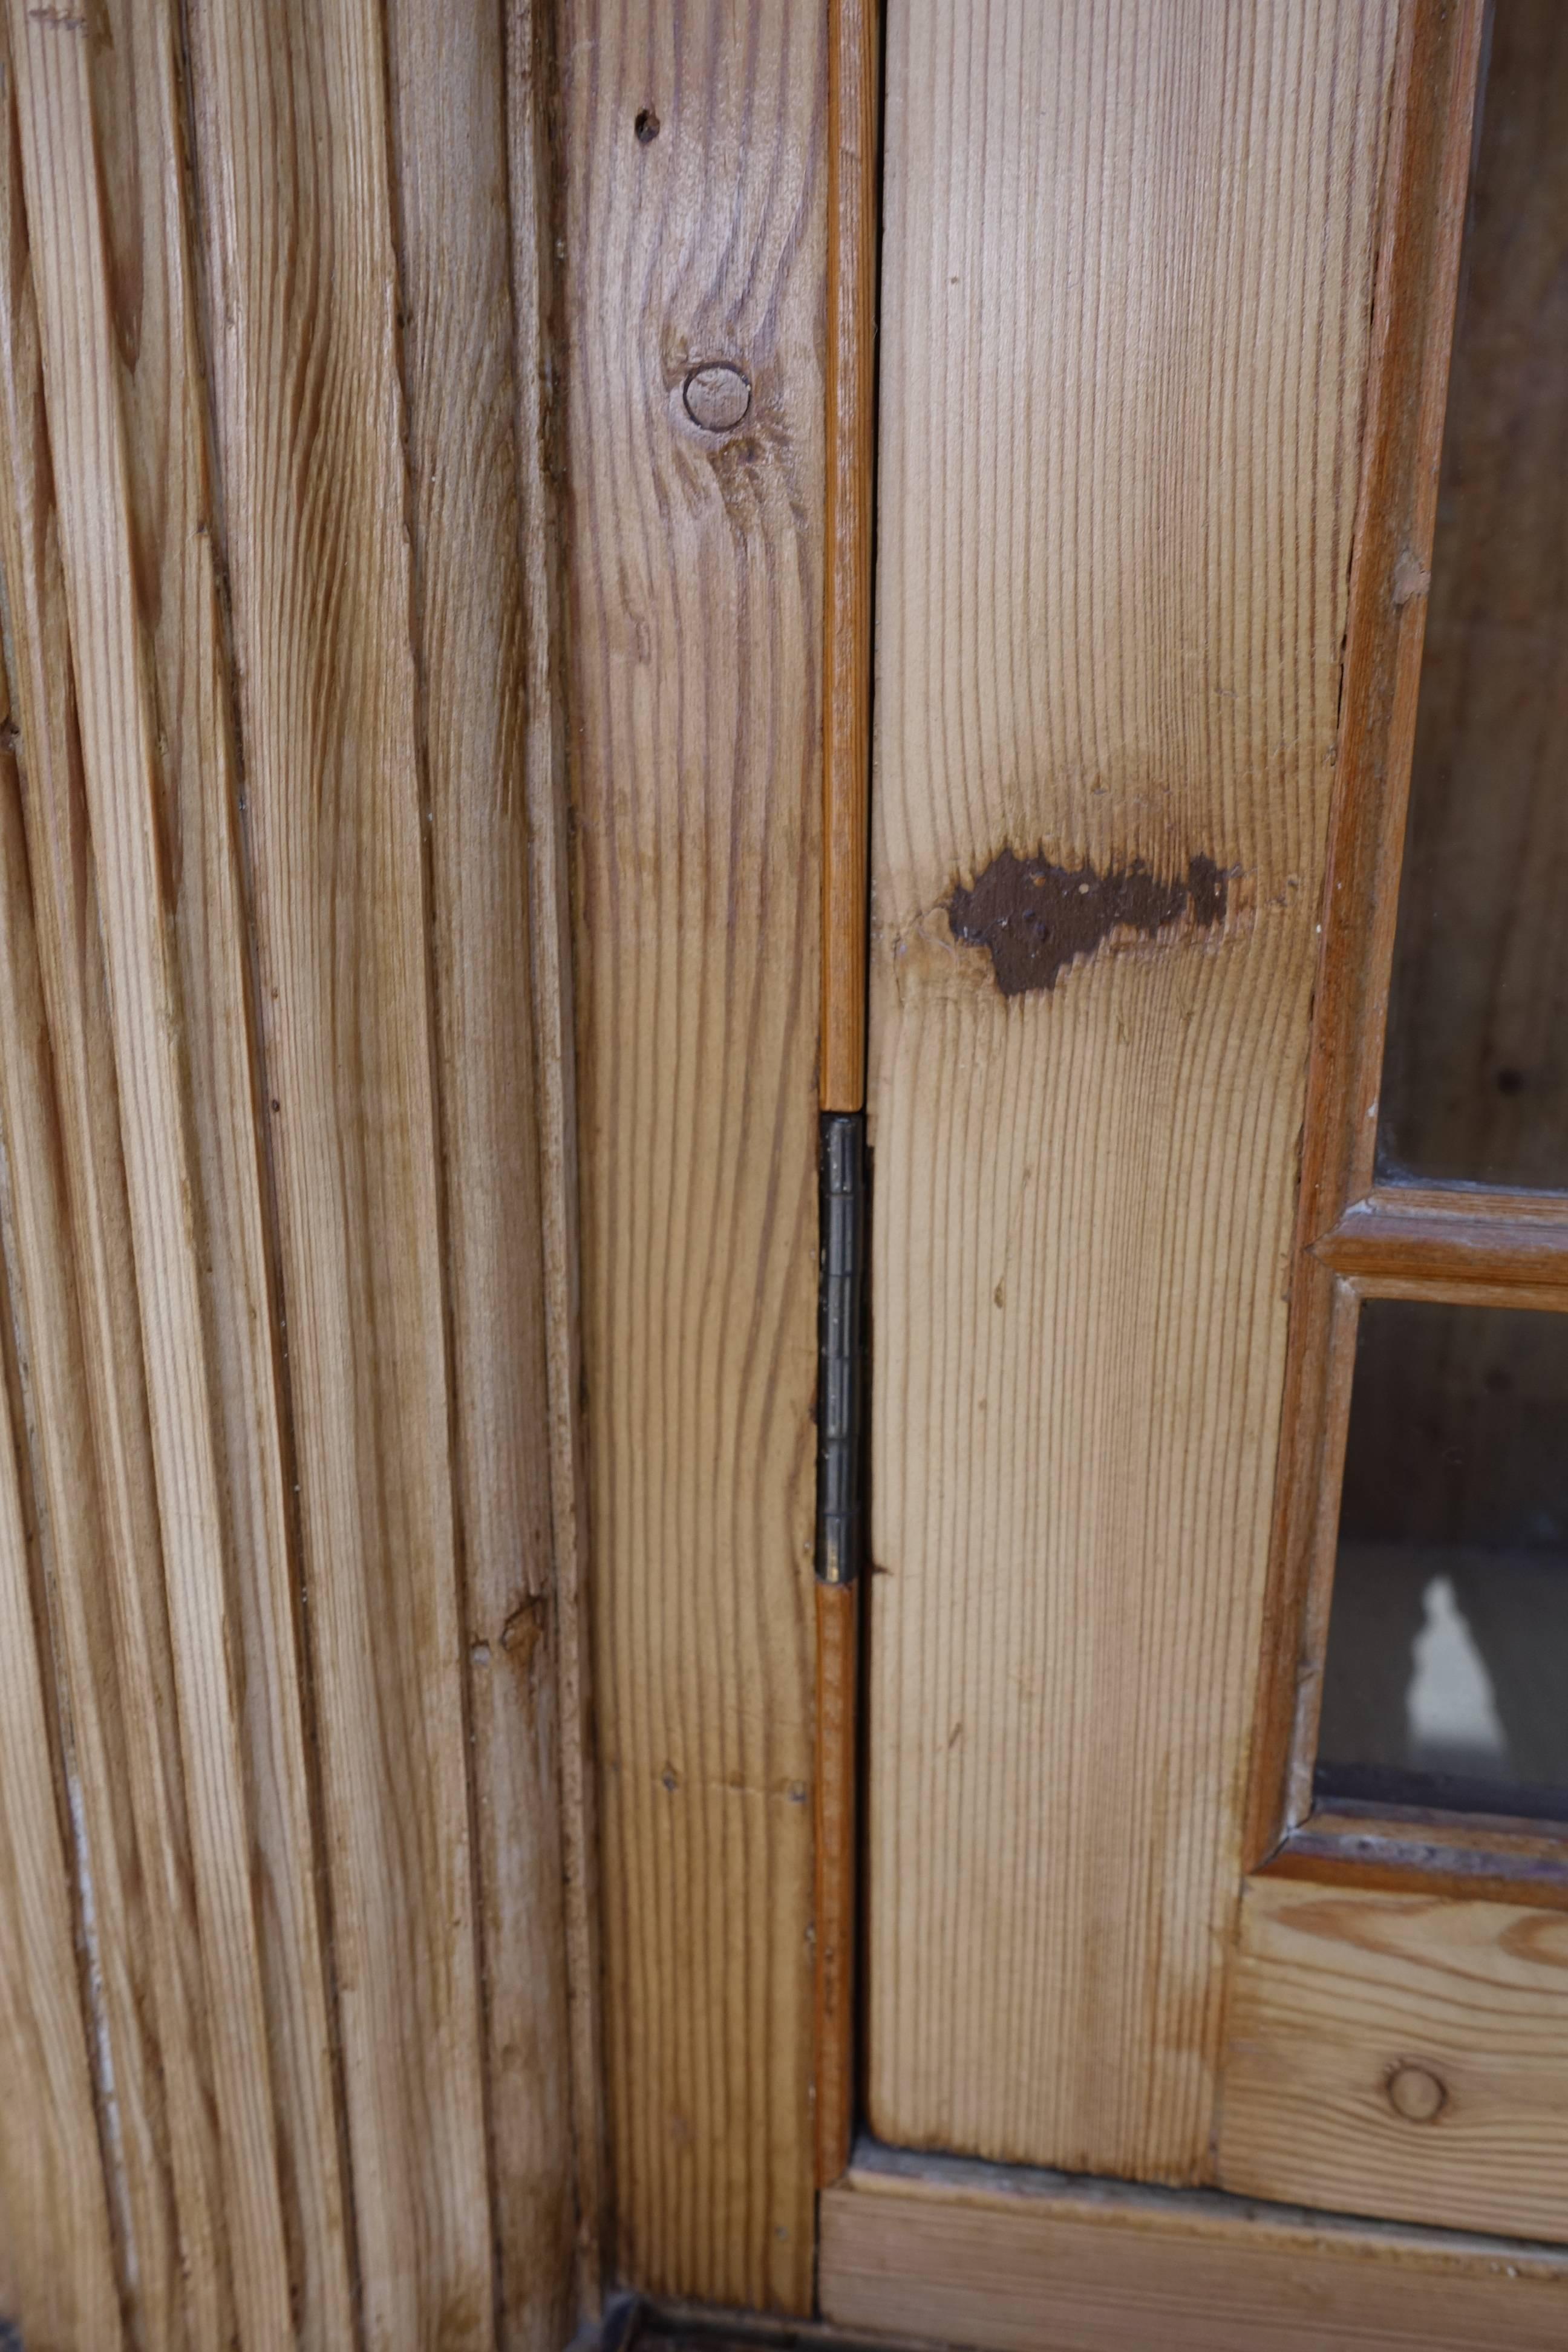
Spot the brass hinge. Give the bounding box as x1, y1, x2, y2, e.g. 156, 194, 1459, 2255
817, 1112, 866, 1586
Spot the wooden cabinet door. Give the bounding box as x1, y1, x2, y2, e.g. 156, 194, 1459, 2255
848, 0, 1568, 2289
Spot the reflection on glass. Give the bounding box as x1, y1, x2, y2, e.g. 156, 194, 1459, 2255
1376, 0, 1568, 1187
1317, 1299, 1568, 1820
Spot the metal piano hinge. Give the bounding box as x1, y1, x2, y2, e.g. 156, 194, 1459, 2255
817, 1111, 866, 1586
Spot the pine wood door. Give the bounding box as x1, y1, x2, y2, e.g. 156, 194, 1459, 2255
849, 0, 1568, 2291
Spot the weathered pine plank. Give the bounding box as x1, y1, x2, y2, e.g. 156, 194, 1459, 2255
560, 1, 826, 2308
1220, 1879, 1568, 2243
84, 2, 359, 2333
384, 0, 575, 2341
0, 703, 121, 2352
867, 0, 1396, 2178
5, 4, 339, 2333
822, 2149, 1568, 2352
0, 21, 232, 2337
182, 0, 496, 2339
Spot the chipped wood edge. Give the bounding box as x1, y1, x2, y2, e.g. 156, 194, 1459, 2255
506, 0, 606, 2315
1243, 0, 1488, 1872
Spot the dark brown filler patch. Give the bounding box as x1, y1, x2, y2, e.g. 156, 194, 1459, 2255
947, 848, 1229, 998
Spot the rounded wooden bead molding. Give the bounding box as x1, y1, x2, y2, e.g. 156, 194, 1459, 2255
1385, 2062, 1447, 2123
682, 362, 752, 433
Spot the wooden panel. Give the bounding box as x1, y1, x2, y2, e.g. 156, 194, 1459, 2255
384, 1, 575, 2341
867, 0, 1396, 2175
560, 1, 825, 2309
821, 2151, 1568, 2352
1219, 1877, 1568, 2242
181, 0, 495, 2337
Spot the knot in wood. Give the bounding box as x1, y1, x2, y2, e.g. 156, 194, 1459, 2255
1385, 2062, 1446, 2124
683, 363, 752, 433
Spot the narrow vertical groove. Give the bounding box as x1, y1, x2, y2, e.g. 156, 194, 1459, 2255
505, 0, 607, 2311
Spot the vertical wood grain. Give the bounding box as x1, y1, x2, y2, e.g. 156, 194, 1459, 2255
559, 1, 826, 2308
0, 677, 122, 2352
867, 0, 1396, 2180
814, 1575, 858, 2188
384, 0, 575, 2339
183, 0, 495, 2337
83, 1, 360, 2332
0, 24, 234, 2337
3, 0, 367, 2331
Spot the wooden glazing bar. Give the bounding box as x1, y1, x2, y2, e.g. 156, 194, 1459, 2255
1316, 1194, 1568, 1298
1267, 1806, 1568, 1912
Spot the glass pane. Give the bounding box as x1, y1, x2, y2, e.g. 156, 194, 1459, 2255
1317, 1299, 1568, 1820
1376, 1, 1568, 1188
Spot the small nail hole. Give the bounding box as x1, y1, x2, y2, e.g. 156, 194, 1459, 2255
635, 108, 660, 145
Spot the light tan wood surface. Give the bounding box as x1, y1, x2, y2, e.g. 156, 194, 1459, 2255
1218, 1876, 1568, 2243
866, 0, 1396, 2178
820, 2149, 1568, 2352
558, 1, 825, 2308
